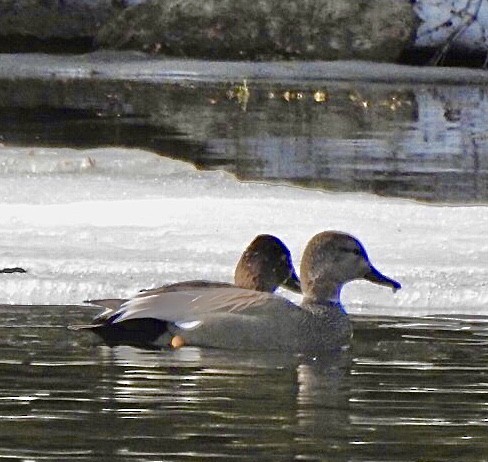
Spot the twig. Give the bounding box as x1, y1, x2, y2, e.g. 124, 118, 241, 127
430, 0, 484, 66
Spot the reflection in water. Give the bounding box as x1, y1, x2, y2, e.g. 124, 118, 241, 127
1, 305, 488, 460
1, 81, 487, 203
207, 85, 488, 203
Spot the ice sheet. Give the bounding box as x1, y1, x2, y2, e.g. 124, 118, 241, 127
1, 147, 486, 315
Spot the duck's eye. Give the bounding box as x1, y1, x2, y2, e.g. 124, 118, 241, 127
339, 246, 361, 256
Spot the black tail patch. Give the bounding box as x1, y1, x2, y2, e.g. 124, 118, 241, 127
82, 319, 169, 350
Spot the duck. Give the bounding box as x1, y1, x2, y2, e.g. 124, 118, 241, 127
73, 234, 301, 347
75, 231, 401, 352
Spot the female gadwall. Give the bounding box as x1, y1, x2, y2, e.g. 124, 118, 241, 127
78, 231, 400, 351
75, 234, 301, 346
88, 234, 300, 310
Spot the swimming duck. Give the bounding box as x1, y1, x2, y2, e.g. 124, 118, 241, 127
74, 234, 301, 346
77, 231, 400, 352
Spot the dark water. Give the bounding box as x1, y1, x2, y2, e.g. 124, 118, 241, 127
1, 79, 487, 203
1, 305, 488, 461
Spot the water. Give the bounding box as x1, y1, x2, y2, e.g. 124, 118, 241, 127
2, 84, 487, 203
1, 57, 488, 204
1, 304, 488, 461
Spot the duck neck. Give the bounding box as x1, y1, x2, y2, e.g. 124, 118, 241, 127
302, 280, 343, 307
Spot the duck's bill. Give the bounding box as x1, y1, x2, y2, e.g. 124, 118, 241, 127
282, 270, 302, 293
364, 266, 401, 293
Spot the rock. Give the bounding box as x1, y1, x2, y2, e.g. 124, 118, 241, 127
96, 0, 417, 61
2, 0, 488, 66
0, 267, 27, 274
0, 0, 117, 52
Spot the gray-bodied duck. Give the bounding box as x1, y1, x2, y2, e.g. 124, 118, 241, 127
74, 234, 301, 347
76, 231, 400, 352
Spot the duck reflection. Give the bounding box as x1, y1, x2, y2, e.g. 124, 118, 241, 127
95, 343, 354, 460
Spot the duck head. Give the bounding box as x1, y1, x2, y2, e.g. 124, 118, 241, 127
234, 234, 301, 293
300, 231, 401, 304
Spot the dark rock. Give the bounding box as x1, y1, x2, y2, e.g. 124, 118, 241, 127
96, 0, 417, 61
0, 0, 117, 52
0, 267, 27, 274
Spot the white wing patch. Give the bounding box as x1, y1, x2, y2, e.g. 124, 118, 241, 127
175, 320, 202, 329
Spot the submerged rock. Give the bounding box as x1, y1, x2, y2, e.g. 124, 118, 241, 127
96, 0, 417, 61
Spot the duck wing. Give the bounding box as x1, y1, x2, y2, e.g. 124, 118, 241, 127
109, 287, 283, 325
85, 281, 236, 320
136, 280, 234, 296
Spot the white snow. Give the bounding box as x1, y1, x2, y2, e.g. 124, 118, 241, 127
415, 0, 488, 52
0, 146, 487, 316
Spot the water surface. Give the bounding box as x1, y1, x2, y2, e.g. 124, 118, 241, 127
1, 60, 487, 203
1, 305, 487, 461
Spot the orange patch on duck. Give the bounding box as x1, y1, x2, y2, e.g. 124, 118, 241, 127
171, 335, 186, 348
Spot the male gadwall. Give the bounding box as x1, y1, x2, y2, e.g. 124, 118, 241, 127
74, 234, 301, 346
77, 231, 400, 352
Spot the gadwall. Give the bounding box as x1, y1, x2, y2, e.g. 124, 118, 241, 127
77, 231, 400, 352
74, 234, 301, 346
88, 234, 300, 311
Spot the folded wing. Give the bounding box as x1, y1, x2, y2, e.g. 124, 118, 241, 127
110, 287, 281, 324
